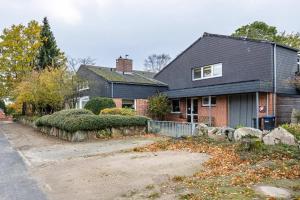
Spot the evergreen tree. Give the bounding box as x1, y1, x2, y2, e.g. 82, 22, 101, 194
37, 17, 65, 70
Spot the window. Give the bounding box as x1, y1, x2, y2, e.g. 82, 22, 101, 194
202, 96, 216, 107
78, 81, 89, 91
122, 99, 135, 109
192, 63, 222, 81
193, 68, 202, 79
171, 99, 180, 113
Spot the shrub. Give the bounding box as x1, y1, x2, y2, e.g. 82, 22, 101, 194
100, 108, 136, 116
35, 109, 149, 133
35, 109, 93, 128
148, 94, 171, 120
281, 123, 300, 140
84, 97, 115, 114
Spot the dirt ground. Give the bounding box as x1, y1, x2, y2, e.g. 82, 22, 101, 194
1, 123, 210, 200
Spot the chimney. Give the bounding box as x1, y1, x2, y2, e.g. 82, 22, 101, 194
116, 56, 133, 73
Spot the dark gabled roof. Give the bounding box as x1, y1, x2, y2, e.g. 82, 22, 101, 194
80, 65, 168, 86
204, 32, 299, 52
155, 32, 299, 78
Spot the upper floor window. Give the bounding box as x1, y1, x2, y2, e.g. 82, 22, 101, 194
192, 63, 222, 81
171, 99, 180, 113
78, 81, 89, 91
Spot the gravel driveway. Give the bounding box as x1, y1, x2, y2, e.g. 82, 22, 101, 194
0, 122, 209, 200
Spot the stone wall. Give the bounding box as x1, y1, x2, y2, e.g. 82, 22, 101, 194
18, 118, 147, 142
36, 126, 147, 142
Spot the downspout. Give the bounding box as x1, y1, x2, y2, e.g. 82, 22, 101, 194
209, 96, 212, 126
273, 44, 277, 116
111, 82, 114, 98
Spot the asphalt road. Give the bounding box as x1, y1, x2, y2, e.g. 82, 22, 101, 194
0, 122, 47, 200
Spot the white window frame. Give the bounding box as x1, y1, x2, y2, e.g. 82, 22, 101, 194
171, 99, 180, 113
77, 96, 89, 109
202, 96, 216, 107
192, 63, 222, 81
122, 99, 135, 110
78, 81, 89, 91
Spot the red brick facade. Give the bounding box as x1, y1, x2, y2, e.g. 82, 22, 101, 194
165, 92, 276, 127
113, 98, 149, 116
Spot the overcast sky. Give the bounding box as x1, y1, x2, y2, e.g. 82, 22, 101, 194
1, 0, 300, 69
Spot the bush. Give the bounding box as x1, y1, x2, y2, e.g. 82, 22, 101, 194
100, 108, 136, 116
281, 123, 300, 140
35, 109, 93, 128
84, 97, 116, 114
35, 109, 148, 133
148, 94, 171, 120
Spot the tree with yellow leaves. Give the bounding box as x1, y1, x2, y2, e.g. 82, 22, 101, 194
14, 68, 74, 115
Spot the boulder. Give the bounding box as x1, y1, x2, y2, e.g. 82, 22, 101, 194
254, 185, 291, 199
263, 127, 297, 146
217, 127, 235, 141
234, 127, 263, 141
197, 123, 208, 136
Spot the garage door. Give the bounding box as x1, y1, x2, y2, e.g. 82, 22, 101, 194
229, 94, 256, 128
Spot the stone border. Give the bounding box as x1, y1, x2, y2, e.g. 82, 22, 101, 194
18, 118, 147, 142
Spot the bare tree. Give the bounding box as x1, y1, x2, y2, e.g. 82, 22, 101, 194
79, 57, 96, 66
67, 56, 96, 73
144, 54, 171, 73
66, 56, 96, 108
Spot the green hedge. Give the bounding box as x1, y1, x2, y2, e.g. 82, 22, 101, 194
100, 108, 136, 116
35, 109, 148, 133
84, 97, 116, 114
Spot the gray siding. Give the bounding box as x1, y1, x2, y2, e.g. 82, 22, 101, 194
276, 94, 300, 124
77, 67, 110, 98
77, 66, 168, 99
276, 46, 299, 94
155, 35, 274, 90
112, 83, 167, 99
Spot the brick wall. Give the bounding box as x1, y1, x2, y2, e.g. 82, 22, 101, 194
165, 98, 187, 122
113, 98, 122, 108
135, 99, 148, 116
198, 96, 228, 127
258, 92, 275, 118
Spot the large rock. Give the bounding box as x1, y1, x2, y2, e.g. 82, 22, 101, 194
197, 123, 208, 136
254, 185, 291, 199
234, 127, 263, 141
217, 127, 235, 141
263, 127, 297, 146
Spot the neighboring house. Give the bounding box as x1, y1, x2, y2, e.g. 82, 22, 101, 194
155, 32, 300, 128
76, 56, 168, 115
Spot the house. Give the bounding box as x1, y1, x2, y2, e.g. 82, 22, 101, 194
76, 56, 168, 115
154, 33, 300, 128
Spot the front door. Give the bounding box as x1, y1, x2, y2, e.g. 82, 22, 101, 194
187, 98, 198, 123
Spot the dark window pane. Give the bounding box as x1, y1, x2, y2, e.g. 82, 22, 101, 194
171, 99, 180, 112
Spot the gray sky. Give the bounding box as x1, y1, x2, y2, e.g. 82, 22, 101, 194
1, 0, 300, 70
